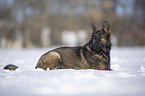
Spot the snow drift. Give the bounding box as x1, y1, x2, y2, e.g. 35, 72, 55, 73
0, 47, 145, 96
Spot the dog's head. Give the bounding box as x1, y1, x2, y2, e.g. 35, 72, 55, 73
89, 21, 111, 52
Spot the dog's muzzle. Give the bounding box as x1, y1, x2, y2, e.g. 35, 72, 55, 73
90, 40, 105, 51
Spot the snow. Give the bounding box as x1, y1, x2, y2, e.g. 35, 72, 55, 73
0, 47, 145, 96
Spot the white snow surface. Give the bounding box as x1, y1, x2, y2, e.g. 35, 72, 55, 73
0, 47, 145, 96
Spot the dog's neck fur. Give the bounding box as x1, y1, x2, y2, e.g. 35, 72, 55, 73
82, 43, 110, 70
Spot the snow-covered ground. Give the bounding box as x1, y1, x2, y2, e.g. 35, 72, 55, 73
0, 47, 145, 96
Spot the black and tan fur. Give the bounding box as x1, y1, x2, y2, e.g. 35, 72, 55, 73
35, 21, 112, 70
3, 64, 18, 71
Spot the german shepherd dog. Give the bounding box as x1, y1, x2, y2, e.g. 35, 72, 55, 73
35, 21, 112, 70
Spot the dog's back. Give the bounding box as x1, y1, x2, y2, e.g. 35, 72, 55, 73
36, 46, 90, 70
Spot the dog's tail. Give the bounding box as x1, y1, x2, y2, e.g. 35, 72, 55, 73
3, 64, 18, 71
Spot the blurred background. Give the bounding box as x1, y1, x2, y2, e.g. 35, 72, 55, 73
0, 0, 145, 48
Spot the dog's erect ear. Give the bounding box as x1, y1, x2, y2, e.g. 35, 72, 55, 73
102, 21, 111, 38
102, 21, 110, 34
91, 22, 97, 32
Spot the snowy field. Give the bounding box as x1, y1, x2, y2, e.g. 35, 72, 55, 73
0, 47, 145, 96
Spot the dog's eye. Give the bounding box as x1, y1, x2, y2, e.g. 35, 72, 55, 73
100, 35, 104, 39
